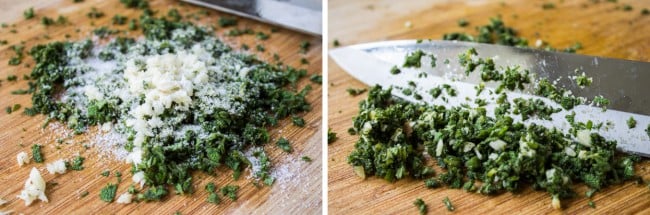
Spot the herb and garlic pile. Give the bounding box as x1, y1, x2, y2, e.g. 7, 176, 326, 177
347, 47, 644, 210
21, 14, 312, 201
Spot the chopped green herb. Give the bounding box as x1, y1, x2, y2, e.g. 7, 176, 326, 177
128, 19, 138, 30
627, 117, 637, 129
205, 182, 216, 193
347, 88, 367, 96
333, 39, 340, 47
24, 7, 35, 19
390, 65, 401, 75
309, 74, 322, 84
622, 4, 633, 11
218, 17, 238, 27
167, 8, 182, 22
7, 75, 17, 82
80, 191, 89, 197
99, 183, 118, 203
299, 41, 311, 53
301, 156, 312, 162
574, 72, 592, 87
424, 178, 441, 188
276, 137, 292, 153
12, 104, 21, 112
588, 200, 596, 208
593, 96, 609, 111
457, 18, 469, 27
220, 185, 239, 200
112, 15, 127, 25
101, 170, 110, 177
328, 129, 337, 144
442, 197, 455, 211
70, 156, 85, 170
542, 3, 555, 9
292, 116, 306, 127
32, 144, 43, 163
413, 198, 428, 215
119, 0, 149, 9
136, 186, 168, 202
207, 192, 220, 204
403, 50, 425, 68
256, 44, 265, 52
87, 7, 105, 19
256, 32, 270, 40
300, 58, 309, 65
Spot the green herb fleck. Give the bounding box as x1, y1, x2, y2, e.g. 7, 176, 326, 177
80, 191, 89, 198
32, 144, 43, 163
443, 197, 455, 211
542, 3, 555, 9
628, 117, 637, 129
333, 39, 340, 47
24, 7, 35, 19
299, 41, 311, 53
101, 170, 110, 177
218, 17, 238, 27
458, 18, 469, 27
403, 50, 425, 68
221, 185, 239, 200
112, 15, 127, 25
310, 74, 322, 84
276, 137, 292, 153
413, 198, 428, 215
70, 156, 85, 170
87, 7, 104, 19
301, 156, 312, 162
292, 116, 306, 127
390, 65, 401, 75
328, 129, 337, 144
347, 88, 367, 96
99, 183, 118, 203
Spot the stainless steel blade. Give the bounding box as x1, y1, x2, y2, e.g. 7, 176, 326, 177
181, 0, 322, 36
330, 40, 650, 156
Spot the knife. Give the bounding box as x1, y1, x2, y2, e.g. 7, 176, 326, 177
181, 0, 322, 36
330, 40, 650, 157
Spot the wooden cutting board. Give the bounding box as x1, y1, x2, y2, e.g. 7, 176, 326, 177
328, 0, 650, 214
0, 0, 322, 214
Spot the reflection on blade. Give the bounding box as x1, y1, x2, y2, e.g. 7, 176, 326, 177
182, 0, 322, 36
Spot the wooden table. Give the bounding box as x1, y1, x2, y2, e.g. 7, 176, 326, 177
0, 0, 322, 214
328, 0, 650, 214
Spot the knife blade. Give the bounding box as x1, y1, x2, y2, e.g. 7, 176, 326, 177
181, 0, 322, 36
330, 40, 650, 156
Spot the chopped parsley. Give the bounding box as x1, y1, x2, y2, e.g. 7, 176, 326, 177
390, 65, 401, 75
87, 7, 104, 19
403, 50, 425, 68
442, 197, 455, 211
299, 41, 311, 53
24, 7, 35, 19
347, 88, 368, 96
69, 156, 85, 171
457, 18, 469, 27
310, 74, 322, 84
218, 17, 238, 27
333, 39, 340, 47
220, 185, 239, 201
542, 3, 555, 9
292, 116, 306, 127
301, 156, 312, 162
328, 129, 337, 144
574, 72, 592, 87
32, 144, 44, 163
99, 183, 118, 203
119, 0, 149, 9
101, 170, 110, 177
593, 96, 610, 111
7, 75, 17, 82
413, 198, 427, 215
276, 137, 292, 153
80, 191, 89, 198
627, 117, 637, 129
112, 15, 127, 25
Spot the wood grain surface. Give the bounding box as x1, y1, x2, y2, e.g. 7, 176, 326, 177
328, 0, 650, 214
0, 0, 322, 214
